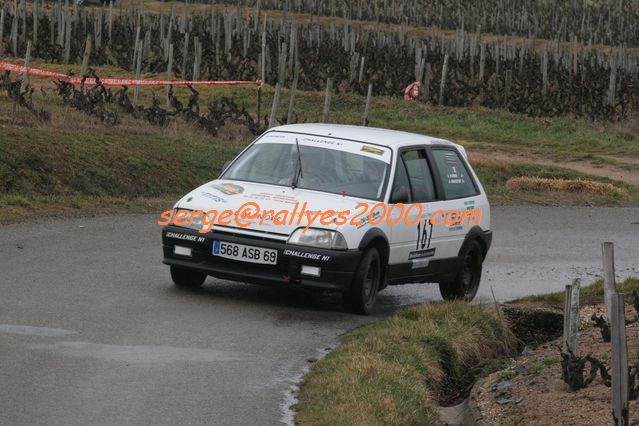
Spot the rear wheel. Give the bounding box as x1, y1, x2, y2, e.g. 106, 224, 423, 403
343, 248, 381, 315
439, 240, 483, 302
171, 266, 206, 288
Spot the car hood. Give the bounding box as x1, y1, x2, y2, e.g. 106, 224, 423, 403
174, 180, 366, 236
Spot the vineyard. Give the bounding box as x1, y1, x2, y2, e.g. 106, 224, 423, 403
1, 0, 638, 121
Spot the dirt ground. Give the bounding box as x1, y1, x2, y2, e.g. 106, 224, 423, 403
474, 303, 639, 425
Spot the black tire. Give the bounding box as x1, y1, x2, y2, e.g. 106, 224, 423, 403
170, 266, 206, 288
343, 248, 381, 315
439, 239, 483, 302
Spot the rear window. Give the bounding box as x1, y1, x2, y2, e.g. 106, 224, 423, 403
431, 149, 478, 199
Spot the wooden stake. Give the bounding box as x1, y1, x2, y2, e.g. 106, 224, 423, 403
603, 242, 617, 320
562, 284, 573, 354
80, 34, 92, 78
438, 53, 449, 106
610, 292, 629, 426
268, 82, 282, 128
133, 37, 143, 105
362, 83, 372, 126
608, 56, 617, 106
478, 43, 486, 83
322, 78, 333, 123
63, 7, 72, 64
10, 2, 18, 56
181, 32, 189, 78
504, 69, 512, 106
261, 30, 266, 83
20, 40, 31, 93
358, 56, 365, 84
287, 68, 299, 124
165, 43, 173, 109
132, 26, 141, 71
0, 8, 5, 56
108, 0, 113, 40
569, 278, 580, 353
32, 0, 37, 46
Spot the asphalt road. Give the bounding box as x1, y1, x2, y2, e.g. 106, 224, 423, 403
0, 206, 637, 425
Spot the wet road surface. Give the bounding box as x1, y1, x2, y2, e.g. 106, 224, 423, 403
0, 206, 637, 425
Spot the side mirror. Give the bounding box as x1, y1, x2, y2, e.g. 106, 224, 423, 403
390, 186, 410, 204
221, 160, 231, 173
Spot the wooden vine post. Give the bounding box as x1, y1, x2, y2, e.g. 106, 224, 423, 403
362, 83, 372, 126
322, 78, 333, 123
268, 82, 281, 129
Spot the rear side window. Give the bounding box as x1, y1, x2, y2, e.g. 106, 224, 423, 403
431, 149, 478, 199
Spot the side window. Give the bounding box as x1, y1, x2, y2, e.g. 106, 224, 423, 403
391, 158, 412, 203
401, 149, 436, 202
431, 149, 478, 199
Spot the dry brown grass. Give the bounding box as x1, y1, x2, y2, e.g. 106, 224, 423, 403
505, 176, 629, 197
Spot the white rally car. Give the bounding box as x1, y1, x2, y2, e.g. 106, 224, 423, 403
162, 124, 492, 314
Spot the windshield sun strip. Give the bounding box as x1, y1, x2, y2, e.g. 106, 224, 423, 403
221, 132, 395, 202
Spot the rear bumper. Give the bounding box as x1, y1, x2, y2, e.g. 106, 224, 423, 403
162, 225, 361, 291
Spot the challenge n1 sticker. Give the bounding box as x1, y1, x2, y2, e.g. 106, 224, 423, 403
361, 145, 385, 155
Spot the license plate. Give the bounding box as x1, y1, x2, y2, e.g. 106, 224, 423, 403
212, 241, 277, 265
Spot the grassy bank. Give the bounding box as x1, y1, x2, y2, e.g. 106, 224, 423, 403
0, 86, 251, 221
517, 277, 639, 308
472, 161, 637, 205
294, 302, 515, 425
1, 62, 638, 222
9, 60, 639, 164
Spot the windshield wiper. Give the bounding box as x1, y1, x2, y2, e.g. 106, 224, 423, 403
291, 138, 303, 189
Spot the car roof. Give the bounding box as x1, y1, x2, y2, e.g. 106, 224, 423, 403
267, 123, 459, 149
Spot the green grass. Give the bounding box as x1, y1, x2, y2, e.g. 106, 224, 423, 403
2, 62, 638, 221
516, 277, 639, 307
255, 88, 639, 161
0, 88, 251, 221
294, 302, 515, 425
0, 193, 176, 223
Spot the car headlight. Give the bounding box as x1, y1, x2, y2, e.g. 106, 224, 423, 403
287, 228, 348, 250
171, 209, 205, 231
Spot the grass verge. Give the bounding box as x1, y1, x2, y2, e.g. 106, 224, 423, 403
2, 63, 639, 222
8, 60, 639, 163
473, 160, 637, 205
515, 277, 639, 308
294, 301, 515, 425
0, 194, 175, 223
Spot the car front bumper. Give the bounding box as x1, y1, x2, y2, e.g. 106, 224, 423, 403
162, 225, 362, 291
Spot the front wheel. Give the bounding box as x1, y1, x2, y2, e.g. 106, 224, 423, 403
343, 248, 381, 315
171, 266, 206, 288
439, 240, 483, 302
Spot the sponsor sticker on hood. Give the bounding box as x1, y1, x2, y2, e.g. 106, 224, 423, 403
211, 183, 245, 195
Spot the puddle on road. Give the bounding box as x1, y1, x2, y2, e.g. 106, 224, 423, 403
0, 324, 78, 337
279, 347, 331, 426
29, 341, 251, 364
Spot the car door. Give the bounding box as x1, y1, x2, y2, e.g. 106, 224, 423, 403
426, 146, 483, 258
387, 147, 441, 274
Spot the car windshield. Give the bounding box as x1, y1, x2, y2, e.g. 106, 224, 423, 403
221, 133, 391, 200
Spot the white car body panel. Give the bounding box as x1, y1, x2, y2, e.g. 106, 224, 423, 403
172, 123, 490, 273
